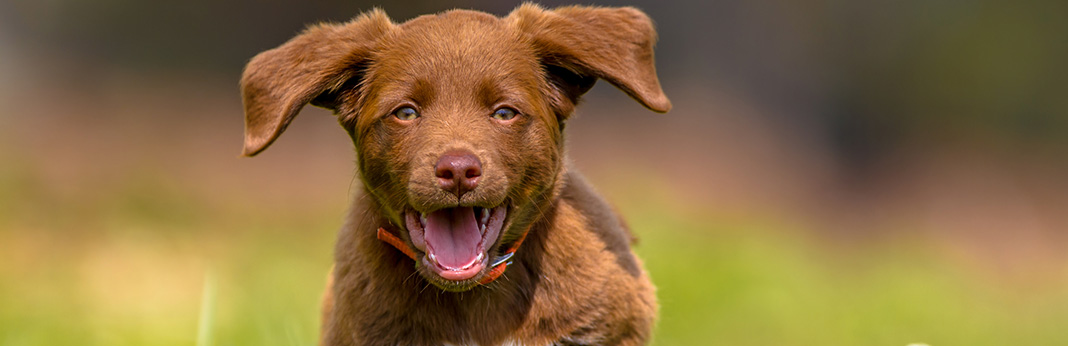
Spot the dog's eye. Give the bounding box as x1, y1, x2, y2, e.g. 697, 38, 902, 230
491, 107, 518, 121
392, 107, 420, 121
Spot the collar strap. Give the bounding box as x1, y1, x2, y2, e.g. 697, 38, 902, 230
376, 226, 529, 285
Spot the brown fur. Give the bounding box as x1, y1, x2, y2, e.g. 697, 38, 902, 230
240, 4, 670, 346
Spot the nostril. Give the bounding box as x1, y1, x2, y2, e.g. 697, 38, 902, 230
436, 167, 454, 180
464, 166, 481, 179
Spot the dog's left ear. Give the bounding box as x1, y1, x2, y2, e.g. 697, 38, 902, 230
508, 4, 672, 116
240, 10, 393, 156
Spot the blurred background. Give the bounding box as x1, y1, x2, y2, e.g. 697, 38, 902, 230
1, 0, 1067, 345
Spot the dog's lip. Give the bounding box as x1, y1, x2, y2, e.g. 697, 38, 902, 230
428, 252, 485, 281
404, 204, 508, 283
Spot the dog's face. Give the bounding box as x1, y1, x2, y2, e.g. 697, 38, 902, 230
351, 13, 562, 290
240, 4, 670, 291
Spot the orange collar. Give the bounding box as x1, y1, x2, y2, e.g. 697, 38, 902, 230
376, 225, 529, 285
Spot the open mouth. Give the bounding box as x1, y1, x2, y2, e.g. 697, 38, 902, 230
405, 205, 507, 282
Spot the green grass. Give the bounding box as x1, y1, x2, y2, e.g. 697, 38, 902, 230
2, 167, 1067, 346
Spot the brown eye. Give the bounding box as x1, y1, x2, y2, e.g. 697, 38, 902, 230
392, 107, 419, 121
492, 107, 518, 121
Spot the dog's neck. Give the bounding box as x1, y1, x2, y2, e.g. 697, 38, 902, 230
328, 173, 570, 343
331, 186, 559, 345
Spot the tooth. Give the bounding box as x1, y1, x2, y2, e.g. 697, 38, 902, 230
480, 223, 486, 235
481, 208, 490, 225
420, 213, 427, 226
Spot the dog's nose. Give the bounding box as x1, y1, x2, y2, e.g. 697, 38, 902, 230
435, 151, 481, 198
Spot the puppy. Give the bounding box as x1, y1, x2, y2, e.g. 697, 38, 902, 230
240, 4, 670, 346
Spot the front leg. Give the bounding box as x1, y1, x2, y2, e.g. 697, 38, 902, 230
551, 312, 654, 346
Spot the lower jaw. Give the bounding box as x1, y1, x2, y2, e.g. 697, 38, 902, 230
427, 256, 487, 281
420, 267, 485, 292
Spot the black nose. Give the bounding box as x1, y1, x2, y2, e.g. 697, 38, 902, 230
435, 151, 481, 198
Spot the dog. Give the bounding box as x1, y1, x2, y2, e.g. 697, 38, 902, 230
240, 4, 670, 345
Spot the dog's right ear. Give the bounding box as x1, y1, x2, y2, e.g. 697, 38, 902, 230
240, 10, 393, 156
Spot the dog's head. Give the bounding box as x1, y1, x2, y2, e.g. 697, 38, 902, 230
240, 4, 669, 291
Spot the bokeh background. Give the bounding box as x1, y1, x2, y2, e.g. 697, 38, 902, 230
2, 0, 1067, 345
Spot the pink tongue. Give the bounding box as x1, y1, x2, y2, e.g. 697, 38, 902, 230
424, 207, 482, 269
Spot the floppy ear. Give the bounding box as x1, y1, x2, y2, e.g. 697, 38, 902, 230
240, 10, 393, 156
508, 4, 671, 116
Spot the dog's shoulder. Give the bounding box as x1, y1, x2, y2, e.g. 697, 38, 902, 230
559, 171, 642, 277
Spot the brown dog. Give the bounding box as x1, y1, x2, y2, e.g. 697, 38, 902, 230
240, 4, 670, 345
